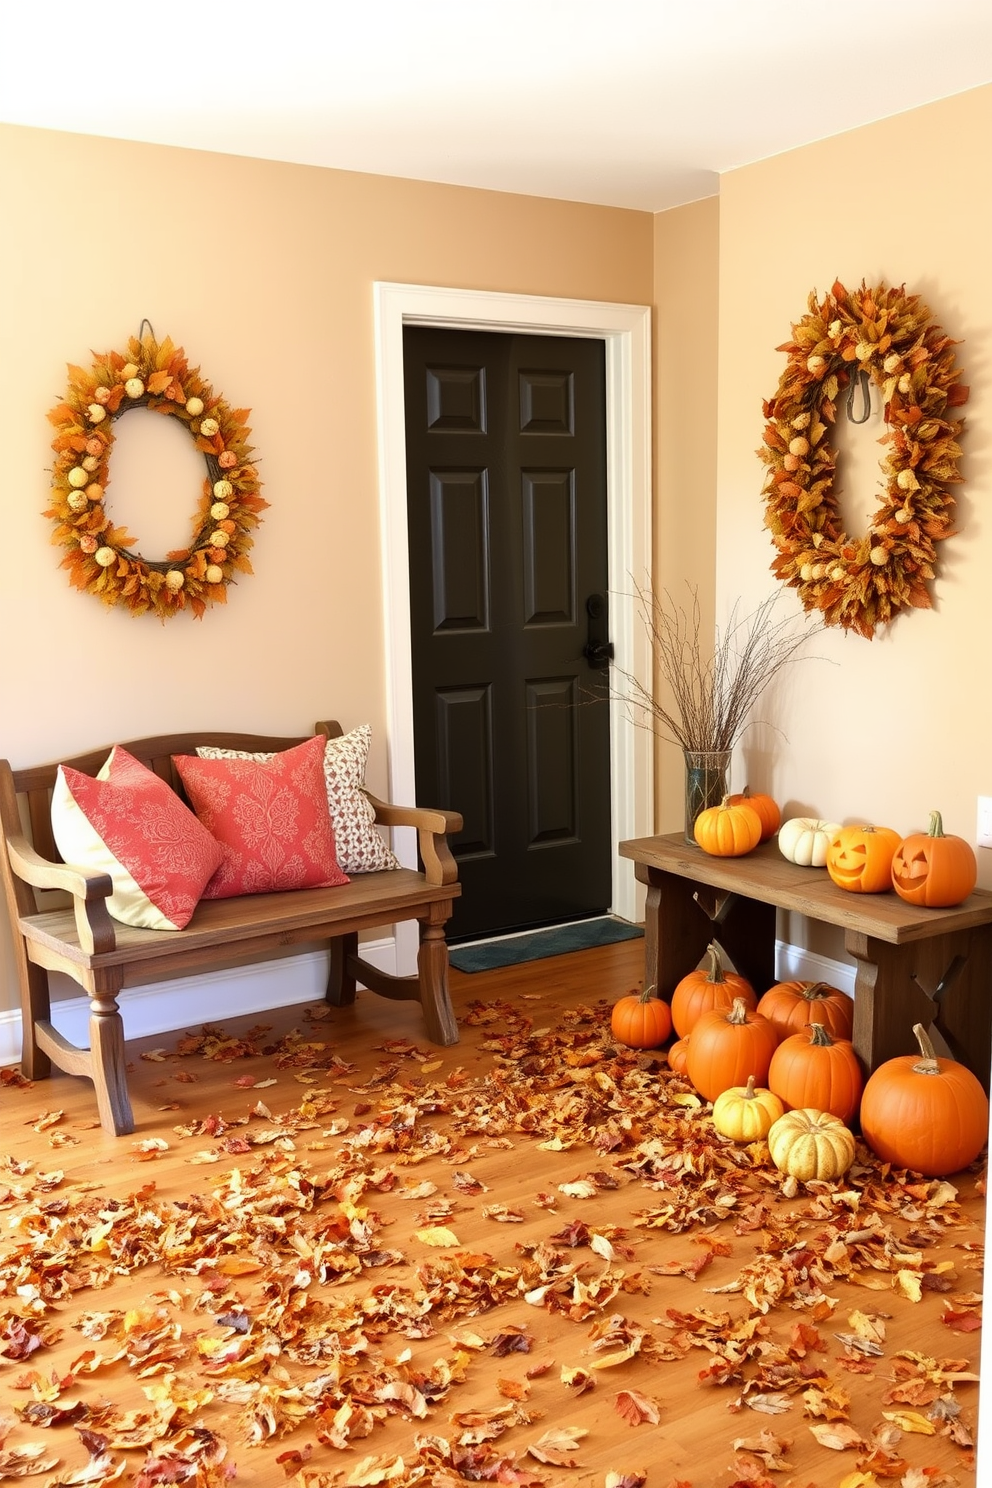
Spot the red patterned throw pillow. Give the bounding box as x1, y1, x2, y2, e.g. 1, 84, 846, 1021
195, 724, 399, 874
173, 733, 349, 899
50, 745, 224, 931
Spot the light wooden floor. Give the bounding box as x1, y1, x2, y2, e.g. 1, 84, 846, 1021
0, 940, 984, 1486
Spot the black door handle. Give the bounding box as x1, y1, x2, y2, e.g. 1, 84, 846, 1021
583, 592, 614, 669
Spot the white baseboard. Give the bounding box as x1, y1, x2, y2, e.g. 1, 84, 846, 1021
0, 937, 396, 1066
774, 940, 855, 997
0, 935, 854, 1068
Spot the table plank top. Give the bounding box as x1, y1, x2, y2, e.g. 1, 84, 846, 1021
619, 833, 992, 945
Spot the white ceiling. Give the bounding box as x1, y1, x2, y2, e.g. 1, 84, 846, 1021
3, 1, 991, 212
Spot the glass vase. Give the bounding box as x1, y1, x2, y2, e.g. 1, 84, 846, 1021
683, 749, 732, 846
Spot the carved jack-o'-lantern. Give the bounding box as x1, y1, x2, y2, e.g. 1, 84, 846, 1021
891, 810, 977, 908
826, 824, 901, 894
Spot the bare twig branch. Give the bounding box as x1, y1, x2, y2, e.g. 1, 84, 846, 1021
614, 581, 822, 752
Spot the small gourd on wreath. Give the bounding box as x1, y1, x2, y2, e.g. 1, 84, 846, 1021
45, 325, 268, 620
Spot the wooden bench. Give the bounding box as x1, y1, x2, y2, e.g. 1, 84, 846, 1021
0, 721, 462, 1137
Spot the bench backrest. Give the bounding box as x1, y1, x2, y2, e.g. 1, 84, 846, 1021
3, 720, 343, 866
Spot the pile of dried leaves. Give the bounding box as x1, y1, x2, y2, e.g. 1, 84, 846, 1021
0, 995, 983, 1487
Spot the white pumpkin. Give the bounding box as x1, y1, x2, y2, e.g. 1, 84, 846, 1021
778, 816, 842, 868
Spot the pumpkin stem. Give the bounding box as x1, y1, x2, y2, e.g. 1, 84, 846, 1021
742, 1074, 757, 1099
638, 983, 658, 1005
807, 1019, 835, 1047
727, 996, 750, 1025
802, 981, 833, 1002
927, 810, 945, 839
704, 940, 727, 985
911, 1021, 942, 1075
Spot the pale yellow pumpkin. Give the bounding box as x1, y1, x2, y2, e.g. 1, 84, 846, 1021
766, 1108, 856, 1181
711, 1075, 784, 1142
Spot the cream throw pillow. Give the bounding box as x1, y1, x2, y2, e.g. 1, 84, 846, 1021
196, 725, 399, 875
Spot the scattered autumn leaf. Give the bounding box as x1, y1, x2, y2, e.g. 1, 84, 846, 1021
809, 1421, 865, 1450
614, 1387, 660, 1425
527, 1425, 588, 1465
414, 1226, 460, 1247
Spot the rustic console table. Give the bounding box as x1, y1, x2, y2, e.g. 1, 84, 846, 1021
619, 833, 992, 1089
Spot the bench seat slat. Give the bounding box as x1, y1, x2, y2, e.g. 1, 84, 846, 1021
19, 869, 454, 970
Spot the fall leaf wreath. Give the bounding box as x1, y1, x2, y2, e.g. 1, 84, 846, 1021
759, 281, 968, 639
46, 330, 268, 620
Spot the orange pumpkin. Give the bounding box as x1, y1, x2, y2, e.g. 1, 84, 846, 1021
670, 940, 756, 1038
694, 795, 763, 857
610, 985, 672, 1049
767, 1019, 864, 1125
859, 1023, 990, 1178
826, 824, 901, 893
727, 788, 781, 843
667, 1035, 691, 1076
685, 996, 780, 1103
756, 980, 853, 1042
891, 810, 977, 908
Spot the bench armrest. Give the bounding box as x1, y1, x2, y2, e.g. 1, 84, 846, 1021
5, 832, 118, 955
364, 794, 463, 887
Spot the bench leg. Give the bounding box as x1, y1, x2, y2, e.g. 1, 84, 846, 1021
89, 989, 134, 1137
327, 932, 358, 1007
19, 961, 52, 1081
418, 904, 459, 1047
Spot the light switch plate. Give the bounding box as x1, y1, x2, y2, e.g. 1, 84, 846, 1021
977, 797, 992, 849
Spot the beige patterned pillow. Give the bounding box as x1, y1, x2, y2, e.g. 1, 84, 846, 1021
196, 725, 399, 874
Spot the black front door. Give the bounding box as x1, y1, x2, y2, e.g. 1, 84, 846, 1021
403, 327, 612, 940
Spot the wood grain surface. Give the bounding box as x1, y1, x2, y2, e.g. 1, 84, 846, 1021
0, 940, 983, 1486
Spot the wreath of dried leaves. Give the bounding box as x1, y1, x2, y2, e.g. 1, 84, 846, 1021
759, 280, 968, 640
46, 331, 268, 620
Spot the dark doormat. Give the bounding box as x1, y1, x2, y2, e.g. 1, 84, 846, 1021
448, 915, 644, 973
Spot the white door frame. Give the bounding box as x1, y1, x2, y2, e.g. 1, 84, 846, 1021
373, 282, 653, 963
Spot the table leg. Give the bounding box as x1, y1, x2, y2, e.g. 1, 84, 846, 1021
636, 862, 777, 1001
846, 925, 992, 1089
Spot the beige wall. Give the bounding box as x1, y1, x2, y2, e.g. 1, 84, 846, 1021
652, 195, 720, 829
715, 85, 992, 923
4, 85, 989, 1004
0, 123, 654, 1013
711, 89, 992, 1442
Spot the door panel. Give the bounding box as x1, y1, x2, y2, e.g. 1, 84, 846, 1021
435, 684, 495, 859
521, 469, 575, 624
404, 328, 611, 939
525, 675, 579, 846
429, 470, 490, 630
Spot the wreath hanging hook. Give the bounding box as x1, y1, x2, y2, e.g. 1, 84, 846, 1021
845, 367, 872, 425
